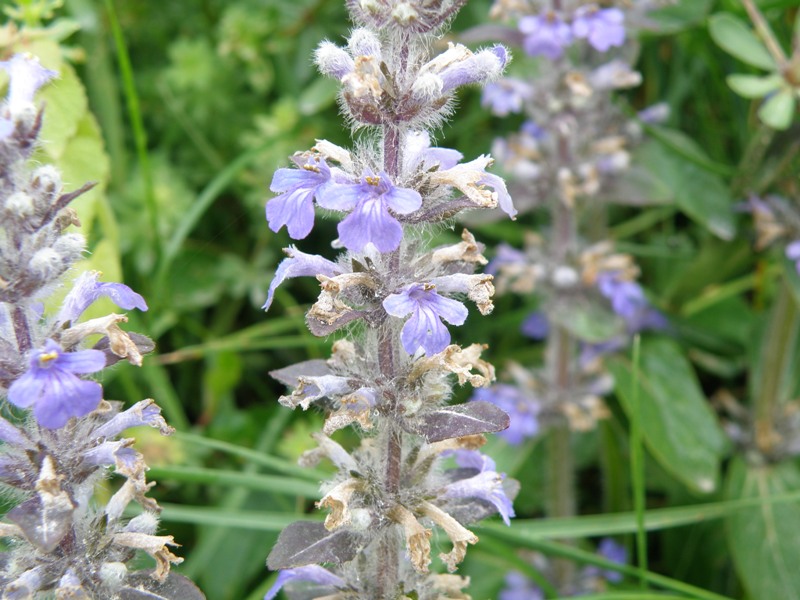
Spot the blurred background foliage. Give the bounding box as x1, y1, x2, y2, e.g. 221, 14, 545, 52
3, 0, 800, 598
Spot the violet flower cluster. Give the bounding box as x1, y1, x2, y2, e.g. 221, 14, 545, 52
261, 2, 520, 598
464, 1, 667, 447
0, 54, 191, 598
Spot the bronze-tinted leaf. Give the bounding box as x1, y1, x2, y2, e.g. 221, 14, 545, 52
93, 332, 156, 367
118, 572, 206, 600
408, 401, 509, 442
270, 359, 332, 388
267, 521, 363, 570
7, 496, 73, 553
306, 311, 364, 337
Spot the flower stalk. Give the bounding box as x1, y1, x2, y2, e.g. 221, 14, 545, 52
261, 2, 519, 598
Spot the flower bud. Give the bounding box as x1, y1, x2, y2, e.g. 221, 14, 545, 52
4, 191, 35, 221
348, 28, 381, 58
315, 41, 354, 80
31, 165, 62, 196
99, 562, 128, 589
392, 2, 418, 24
52, 233, 86, 265
124, 511, 160, 535
28, 247, 65, 281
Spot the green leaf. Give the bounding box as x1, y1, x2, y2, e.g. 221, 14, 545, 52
35, 57, 88, 159
726, 458, 800, 600
642, 126, 732, 177
637, 136, 736, 240
727, 73, 783, 98
645, 0, 713, 33
172, 431, 327, 481
298, 76, 338, 115
481, 535, 735, 600
608, 338, 727, 494
146, 466, 321, 498
57, 111, 111, 239
758, 88, 796, 130
139, 504, 320, 531
550, 300, 624, 344
708, 13, 776, 71
477, 488, 800, 541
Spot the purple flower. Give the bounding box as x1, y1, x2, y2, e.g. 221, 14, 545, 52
264, 565, 344, 600
583, 537, 627, 584
597, 537, 627, 582
318, 171, 422, 252
597, 272, 666, 333
93, 399, 171, 439
472, 384, 539, 445
786, 240, 800, 274
415, 44, 508, 102
57, 271, 148, 325
383, 284, 468, 355
486, 243, 527, 275
521, 311, 548, 340
572, 7, 626, 53
267, 155, 334, 239
442, 453, 515, 525
438, 45, 509, 93
450, 448, 497, 472
7, 339, 106, 429
519, 13, 573, 60
481, 78, 534, 117
263, 246, 342, 311
522, 120, 546, 140
0, 53, 57, 114
404, 131, 463, 173
580, 338, 627, 368
638, 102, 670, 125
500, 572, 544, 600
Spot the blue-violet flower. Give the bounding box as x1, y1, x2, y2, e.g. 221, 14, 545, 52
58, 270, 148, 325
572, 7, 626, 53
267, 155, 334, 239
519, 13, 573, 60
318, 171, 422, 252
7, 339, 106, 429
383, 284, 468, 356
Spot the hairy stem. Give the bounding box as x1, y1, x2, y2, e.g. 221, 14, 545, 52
12, 305, 31, 355
376, 114, 404, 596
545, 131, 577, 590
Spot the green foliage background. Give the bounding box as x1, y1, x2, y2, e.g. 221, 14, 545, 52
4, 0, 800, 598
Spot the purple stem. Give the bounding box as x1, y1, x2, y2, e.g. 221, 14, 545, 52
12, 306, 31, 355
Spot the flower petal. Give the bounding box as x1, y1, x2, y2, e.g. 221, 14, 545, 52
266, 187, 316, 239
264, 565, 344, 600
338, 197, 403, 253
33, 370, 102, 429
316, 181, 361, 211
263, 247, 341, 311
58, 271, 147, 324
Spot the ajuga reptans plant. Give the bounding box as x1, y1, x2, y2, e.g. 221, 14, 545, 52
464, 0, 668, 594
262, 1, 520, 598
0, 54, 198, 599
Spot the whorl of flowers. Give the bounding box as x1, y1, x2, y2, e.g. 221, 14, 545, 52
455, 1, 669, 452
261, 2, 519, 598
0, 54, 191, 598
